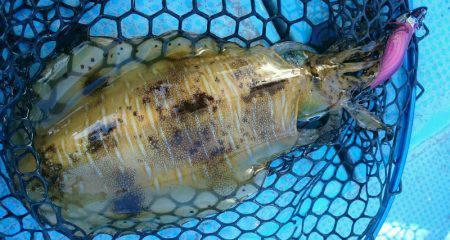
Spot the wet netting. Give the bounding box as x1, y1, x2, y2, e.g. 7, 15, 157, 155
0, 0, 428, 239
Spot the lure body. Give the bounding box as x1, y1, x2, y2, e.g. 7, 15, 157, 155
370, 7, 427, 88
27, 33, 382, 230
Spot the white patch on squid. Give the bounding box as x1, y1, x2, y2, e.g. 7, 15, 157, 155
121, 108, 137, 154
55, 146, 64, 166
221, 71, 242, 116
145, 103, 157, 132
207, 105, 220, 145
175, 167, 183, 185
220, 72, 243, 146
124, 92, 130, 106
135, 97, 149, 147
204, 66, 219, 96
242, 134, 255, 164
144, 162, 152, 178
153, 175, 161, 192
60, 139, 73, 166
131, 98, 147, 157
223, 153, 235, 172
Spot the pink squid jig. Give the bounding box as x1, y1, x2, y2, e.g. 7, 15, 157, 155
370, 7, 427, 89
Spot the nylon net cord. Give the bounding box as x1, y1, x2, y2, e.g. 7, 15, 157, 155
0, 0, 427, 239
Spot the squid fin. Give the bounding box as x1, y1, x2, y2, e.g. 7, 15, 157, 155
154, 31, 222, 59
34, 40, 111, 121
164, 36, 195, 59
194, 37, 221, 56
89, 36, 115, 46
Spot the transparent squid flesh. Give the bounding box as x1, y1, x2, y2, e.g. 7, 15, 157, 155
30, 35, 311, 230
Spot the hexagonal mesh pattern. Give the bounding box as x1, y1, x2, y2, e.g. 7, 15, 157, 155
0, 0, 425, 239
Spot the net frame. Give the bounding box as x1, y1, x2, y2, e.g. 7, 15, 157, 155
0, 0, 428, 239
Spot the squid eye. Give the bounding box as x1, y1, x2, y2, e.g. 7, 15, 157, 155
297, 113, 329, 130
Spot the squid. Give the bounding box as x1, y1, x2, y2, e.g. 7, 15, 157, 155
25, 31, 391, 231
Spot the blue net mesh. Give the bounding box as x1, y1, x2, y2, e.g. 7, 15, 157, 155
0, 0, 427, 239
